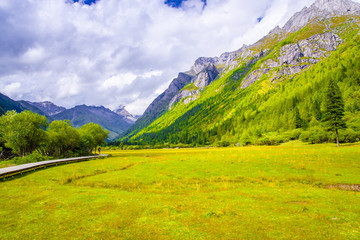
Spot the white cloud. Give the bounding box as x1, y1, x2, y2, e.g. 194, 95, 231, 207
3, 82, 22, 96
1, 0, 354, 115
101, 73, 137, 90
21, 46, 46, 63
57, 75, 81, 99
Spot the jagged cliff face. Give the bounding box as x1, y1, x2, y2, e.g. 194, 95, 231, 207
168, 64, 219, 108
121, 0, 360, 140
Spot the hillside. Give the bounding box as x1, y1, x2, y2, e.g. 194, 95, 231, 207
119, 0, 360, 147
0, 93, 23, 115
53, 105, 134, 140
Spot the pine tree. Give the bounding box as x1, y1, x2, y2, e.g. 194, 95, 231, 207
293, 107, 303, 129
323, 78, 346, 147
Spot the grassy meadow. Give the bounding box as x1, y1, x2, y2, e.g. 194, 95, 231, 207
0, 142, 359, 239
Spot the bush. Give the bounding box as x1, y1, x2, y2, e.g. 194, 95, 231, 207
127, 145, 142, 150
13, 152, 46, 165
219, 141, 231, 147
255, 133, 285, 146
240, 132, 253, 146
339, 128, 360, 143
286, 129, 302, 140
300, 126, 329, 144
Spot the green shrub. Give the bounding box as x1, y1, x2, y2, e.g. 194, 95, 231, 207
13, 152, 46, 165
286, 129, 302, 140
339, 128, 360, 143
300, 127, 329, 144
219, 141, 231, 147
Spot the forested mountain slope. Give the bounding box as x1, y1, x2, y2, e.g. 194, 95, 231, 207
0, 93, 23, 115
118, 0, 360, 147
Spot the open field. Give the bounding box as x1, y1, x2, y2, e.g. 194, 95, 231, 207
0, 142, 359, 239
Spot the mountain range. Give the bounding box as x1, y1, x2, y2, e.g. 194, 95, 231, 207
0, 95, 137, 140
119, 0, 360, 146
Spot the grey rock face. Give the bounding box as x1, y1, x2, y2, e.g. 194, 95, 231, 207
168, 64, 219, 108
169, 89, 200, 107
241, 32, 343, 88
143, 72, 194, 115
191, 57, 218, 74
190, 45, 251, 75
193, 64, 219, 89
282, 0, 360, 33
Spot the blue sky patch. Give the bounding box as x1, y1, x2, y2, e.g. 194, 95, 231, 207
165, 0, 207, 8
72, 0, 97, 5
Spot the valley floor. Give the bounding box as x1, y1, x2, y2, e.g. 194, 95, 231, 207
0, 142, 359, 239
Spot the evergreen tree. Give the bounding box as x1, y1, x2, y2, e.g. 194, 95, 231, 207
293, 107, 303, 129
323, 78, 346, 147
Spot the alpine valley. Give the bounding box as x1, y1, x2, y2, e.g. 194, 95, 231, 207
116, 0, 360, 147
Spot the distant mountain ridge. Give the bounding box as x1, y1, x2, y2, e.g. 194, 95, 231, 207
26, 101, 66, 116
52, 105, 134, 140
0, 93, 135, 140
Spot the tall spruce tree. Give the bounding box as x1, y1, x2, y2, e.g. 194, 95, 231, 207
323, 77, 346, 147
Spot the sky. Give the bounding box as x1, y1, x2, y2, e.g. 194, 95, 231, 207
0, 0, 347, 115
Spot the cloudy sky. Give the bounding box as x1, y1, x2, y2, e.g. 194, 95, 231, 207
0, 0, 341, 115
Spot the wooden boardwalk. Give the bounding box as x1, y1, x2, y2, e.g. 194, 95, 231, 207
0, 155, 107, 180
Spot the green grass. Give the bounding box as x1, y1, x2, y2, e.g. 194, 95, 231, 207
1, 142, 360, 239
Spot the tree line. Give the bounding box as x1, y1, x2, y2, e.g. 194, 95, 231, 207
0, 110, 109, 162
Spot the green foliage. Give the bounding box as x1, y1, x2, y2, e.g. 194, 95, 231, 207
79, 122, 109, 154
12, 152, 46, 165
0, 110, 48, 156
323, 77, 347, 146
0, 111, 109, 163
299, 126, 330, 144
46, 120, 81, 157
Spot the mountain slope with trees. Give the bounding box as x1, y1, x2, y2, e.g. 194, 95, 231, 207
117, 0, 360, 148
0, 93, 23, 115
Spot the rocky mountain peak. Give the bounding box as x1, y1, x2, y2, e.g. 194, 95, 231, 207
281, 0, 360, 33
114, 105, 137, 123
